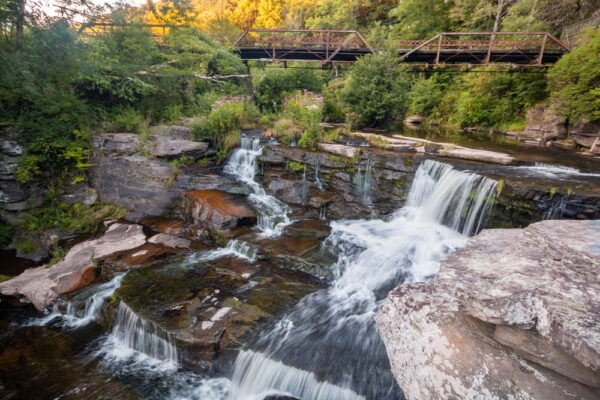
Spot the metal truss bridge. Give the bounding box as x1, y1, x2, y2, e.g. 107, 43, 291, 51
233, 29, 571, 67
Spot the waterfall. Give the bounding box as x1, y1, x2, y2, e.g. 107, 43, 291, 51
301, 165, 309, 204
108, 301, 179, 363
24, 273, 125, 328
353, 155, 376, 205
225, 137, 291, 237
203, 239, 258, 263
229, 159, 498, 400
315, 161, 324, 190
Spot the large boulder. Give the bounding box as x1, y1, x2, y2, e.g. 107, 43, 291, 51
571, 118, 600, 148
523, 104, 568, 142
0, 223, 146, 310
376, 220, 600, 399
92, 132, 210, 159
179, 190, 257, 231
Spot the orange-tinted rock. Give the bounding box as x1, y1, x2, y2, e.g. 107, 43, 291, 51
283, 219, 331, 239
181, 190, 257, 231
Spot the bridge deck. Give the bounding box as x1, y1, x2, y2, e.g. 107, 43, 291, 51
237, 47, 565, 65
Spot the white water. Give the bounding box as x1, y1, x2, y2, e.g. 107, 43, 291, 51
24, 273, 125, 328
224, 137, 292, 237
517, 162, 600, 178
201, 239, 259, 263
105, 301, 179, 364
228, 159, 498, 399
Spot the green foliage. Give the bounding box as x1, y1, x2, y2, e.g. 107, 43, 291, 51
287, 161, 305, 172
306, 0, 357, 30
19, 199, 126, 234
389, 0, 453, 39
273, 118, 303, 145
408, 74, 449, 117
450, 68, 548, 128
548, 28, 600, 122
254, 68, 326, 112
191, 96, 258, 158
0, 221, 14, 248
281, 90, 324, 148
110, 108, 147, 133
340, 53, 412, 128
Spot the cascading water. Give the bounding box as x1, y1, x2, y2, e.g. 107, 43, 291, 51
203, 239, 259, 263
228, 159, 498, 400
315, 161, 324, 190
25, 273, 125, 328
353, 155, 376, 205
104, 301, 179, 364
301, 165, 310, 204
224, 137, 292, 237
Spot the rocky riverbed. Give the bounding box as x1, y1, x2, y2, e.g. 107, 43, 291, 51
1, 124, 600, 399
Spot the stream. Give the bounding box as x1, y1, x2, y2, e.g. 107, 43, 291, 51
1, 133, 599, 400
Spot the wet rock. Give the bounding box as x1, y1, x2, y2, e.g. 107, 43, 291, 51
148, 233, 191, 248
405, 115, 424, 124
114, 256, 325, 374
264, 172, 304, 206
180, 190, 257, 231
0, 322, 144, 399
59, 181, 98, 206
571, 118, 600, 148
0, 223, 146, 310
283, 219, 331, 239
150, 125, 194, 140
376, 219, 600, 399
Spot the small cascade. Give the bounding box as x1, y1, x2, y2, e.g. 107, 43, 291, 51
301, 165, 310, 204
109, 301, 179, 363
544, 195, 567, 219
230, 350, 364, 400
229, 159, 499, 400
352, 154, 376, 205
408, 159, 498, 236
225, 137, 292, 237
203, 239, 258, 263
24, 273, 125, 328
319, 205, 327, 220
315, 161, 324, 190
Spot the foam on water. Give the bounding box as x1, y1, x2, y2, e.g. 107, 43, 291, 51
224, 137, 292, 237
517, 162, 600, 178
228, 159, 498, 399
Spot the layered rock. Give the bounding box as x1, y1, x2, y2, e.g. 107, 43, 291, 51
376, 219, 600, 399
0, 223, 146, 310
179, 190, 257, 231
523, 104, 568, 143
570, 118, 600, 149
92, 132, 210, 159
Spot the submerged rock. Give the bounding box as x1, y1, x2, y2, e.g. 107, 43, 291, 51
180, 190, 257, 231
0, 223, 146, 310
376, 219, 600, 399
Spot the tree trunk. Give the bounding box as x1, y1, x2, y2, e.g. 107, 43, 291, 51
16, 0, 25, 55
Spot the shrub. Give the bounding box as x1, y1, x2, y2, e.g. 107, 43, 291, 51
255, 68, 326, 112
0, 222, 14, 248
408, 75, 447, 117
191, 95, 258, 158
548, 28, 600, 122
340, 53, 413, 128
17, 240, 38, 254
110, 107, 146, 133
273, 118, 303, 145
281, 90, 325, 148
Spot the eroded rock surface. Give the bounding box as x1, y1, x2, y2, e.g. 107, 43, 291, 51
179, 190, 257, 231
0, 223, 146, 310
376, 219, 600, 399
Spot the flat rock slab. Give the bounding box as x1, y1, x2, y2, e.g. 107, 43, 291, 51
283, 219, 331, 239
180, 190, 257, 231
148, 233, 191, 248
376, 219, 600, 399
317, 143, 358, 159
0, 223, 146, 310
149, 135, 209, 158
150, 125, 194, 140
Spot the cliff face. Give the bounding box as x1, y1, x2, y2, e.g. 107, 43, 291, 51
375, 219, 600, 400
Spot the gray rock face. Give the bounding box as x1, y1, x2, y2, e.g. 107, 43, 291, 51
149, 135, 209, 158
90, 154, 179, 216
148, 233, 191, 248
92, 132, 210, 159
0, 223, 146, 310
524, 105, 568, 142
571, 118, 600, 149
92, 133, 142, 153
376, 219, 600, 399
150, 125, 194, 140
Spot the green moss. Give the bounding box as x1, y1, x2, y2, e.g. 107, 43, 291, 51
0, 222, 14, 248
404, 157, 414, 166
169, 155, 195, 167
286, 161, 305, 173
567, 187, 574, 198
496, 179, 504, 197
549, 187, 557, 200
0, 274, 11, 283
109, 293, 117, 304
17, 239, 38, 254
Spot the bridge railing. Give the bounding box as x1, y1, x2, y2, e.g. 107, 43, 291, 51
400, 32, 570, 66
233, 29, 374, 63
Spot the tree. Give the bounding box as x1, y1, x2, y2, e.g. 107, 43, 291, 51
306, 0, 357, 30
389, 0, 452, 40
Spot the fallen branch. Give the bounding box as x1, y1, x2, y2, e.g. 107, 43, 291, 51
135, 71, 258, 81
